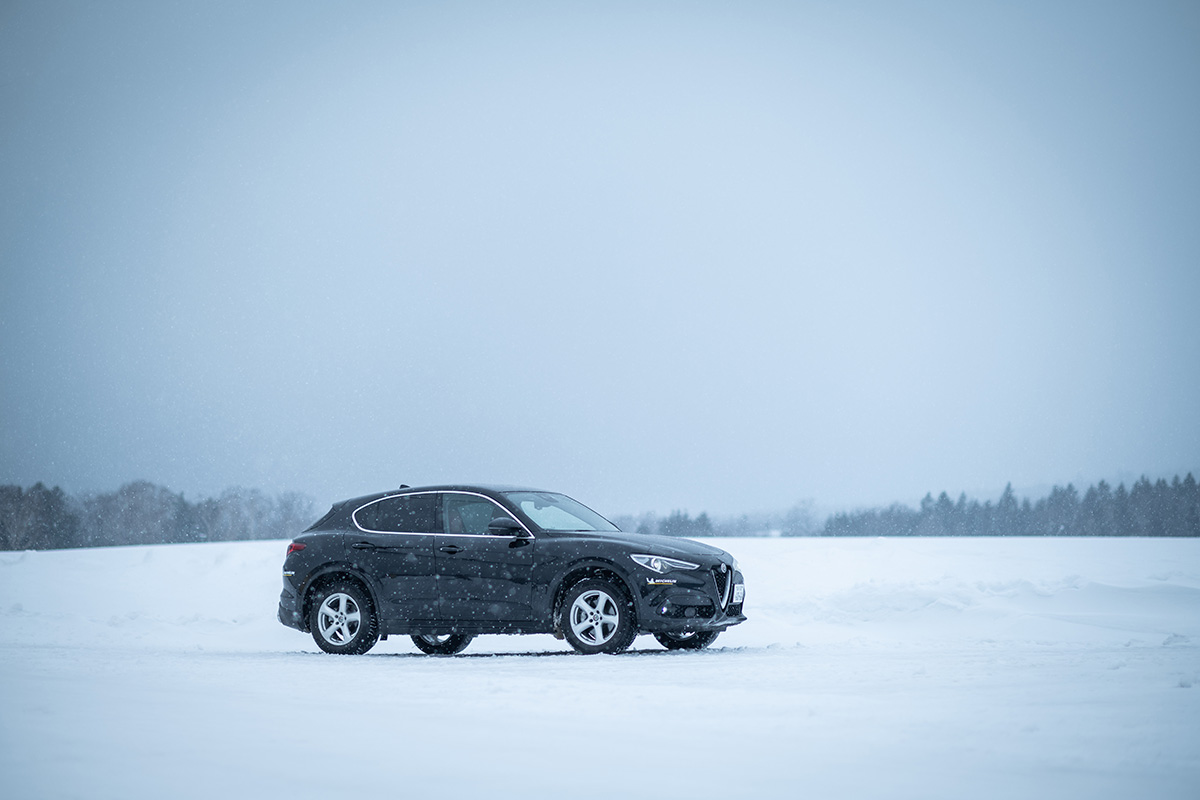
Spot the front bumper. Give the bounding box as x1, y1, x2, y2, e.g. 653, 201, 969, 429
634, 566, 746, 633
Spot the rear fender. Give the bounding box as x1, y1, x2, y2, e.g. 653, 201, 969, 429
299, 563, 382, 632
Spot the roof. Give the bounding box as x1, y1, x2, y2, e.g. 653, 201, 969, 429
335, 483, 551, 508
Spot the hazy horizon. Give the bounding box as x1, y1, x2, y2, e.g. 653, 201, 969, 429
5, 461, 1195, 523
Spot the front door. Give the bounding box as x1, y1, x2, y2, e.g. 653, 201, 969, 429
435, 491, 534, 623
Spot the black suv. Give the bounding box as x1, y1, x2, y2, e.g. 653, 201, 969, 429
278, 485, 746, 655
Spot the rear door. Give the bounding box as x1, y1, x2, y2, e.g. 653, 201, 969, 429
348, 493, 439, 622
434, 491, 534, 623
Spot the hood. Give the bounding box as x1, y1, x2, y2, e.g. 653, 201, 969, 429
558, 530, 730, 560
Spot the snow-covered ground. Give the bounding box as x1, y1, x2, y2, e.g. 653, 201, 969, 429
2, 537, 1198, 799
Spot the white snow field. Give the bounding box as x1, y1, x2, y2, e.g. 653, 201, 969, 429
2, 537, 1198, 800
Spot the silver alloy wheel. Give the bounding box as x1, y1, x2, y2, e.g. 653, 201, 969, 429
317, 592, 361, 645
569, 589, 620, 646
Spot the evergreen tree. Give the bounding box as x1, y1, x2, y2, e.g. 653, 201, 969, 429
1113, 483, 1132, 536
0, 484, 81, 550
782, 502, 817, 537
1040, 484, 1079, 536
1079, 481, 1114, 536
996, 483, 1019, 535
1184, 474, 1200, 537
658, 511, 693, 537
1166, 476, 1187, 537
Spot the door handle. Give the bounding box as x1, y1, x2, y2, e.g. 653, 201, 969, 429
439, 545, 464, 555
351, 542, 378, 551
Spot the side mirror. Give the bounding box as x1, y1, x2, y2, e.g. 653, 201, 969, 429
487, 516, 527, 536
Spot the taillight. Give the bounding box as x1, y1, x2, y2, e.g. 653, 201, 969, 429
286, 542, 306, 557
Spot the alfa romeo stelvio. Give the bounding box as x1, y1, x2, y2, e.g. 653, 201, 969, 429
278, 485, 746, 655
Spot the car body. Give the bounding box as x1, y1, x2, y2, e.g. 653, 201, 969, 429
278, 484, 746, 655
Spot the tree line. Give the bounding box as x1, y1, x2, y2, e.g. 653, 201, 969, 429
0, 481, 315, 551
3, 473, 1197, 550
613, 475, 1198, 538
612, 502, 819, 539
822, 474, 1200, 538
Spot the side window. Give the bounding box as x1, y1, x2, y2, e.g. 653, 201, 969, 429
443, 493, 515, 535
354, 494, 438, 533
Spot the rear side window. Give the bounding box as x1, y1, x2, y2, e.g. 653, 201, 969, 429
354, 494, 438, 533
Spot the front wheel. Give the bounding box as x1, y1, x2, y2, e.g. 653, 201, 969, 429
654, 630, 719, 650
411, 633, 474, 655
309, 580, 379, 655
560, 578, 637, 655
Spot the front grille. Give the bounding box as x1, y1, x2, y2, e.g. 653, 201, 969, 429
712, 565, 731, 609
726, 602, 743, 616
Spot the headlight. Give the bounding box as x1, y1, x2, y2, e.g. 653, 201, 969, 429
631, 554, 700, 573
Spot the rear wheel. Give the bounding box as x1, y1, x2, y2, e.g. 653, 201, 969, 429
654, 630, 719, 650
309, 581, 379, 655
411, 633, 474, 655
560, 578, 637, 654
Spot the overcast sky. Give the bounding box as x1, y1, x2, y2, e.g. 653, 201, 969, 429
2, 1, 1198, 517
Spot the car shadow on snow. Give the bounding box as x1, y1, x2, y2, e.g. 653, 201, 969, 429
355, 644, 761, 659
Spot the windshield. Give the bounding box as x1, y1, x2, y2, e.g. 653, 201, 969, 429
503, 491, 619, 532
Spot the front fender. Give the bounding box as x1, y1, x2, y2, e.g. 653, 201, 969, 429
538, 553, 639, 621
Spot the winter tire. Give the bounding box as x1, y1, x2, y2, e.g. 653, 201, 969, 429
309, 580, 380, 655
411, 633, 474, 655
560, 578, 636, 655
654, 630, 719, 650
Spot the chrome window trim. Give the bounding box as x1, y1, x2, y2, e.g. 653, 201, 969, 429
352, 490, 535, 539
